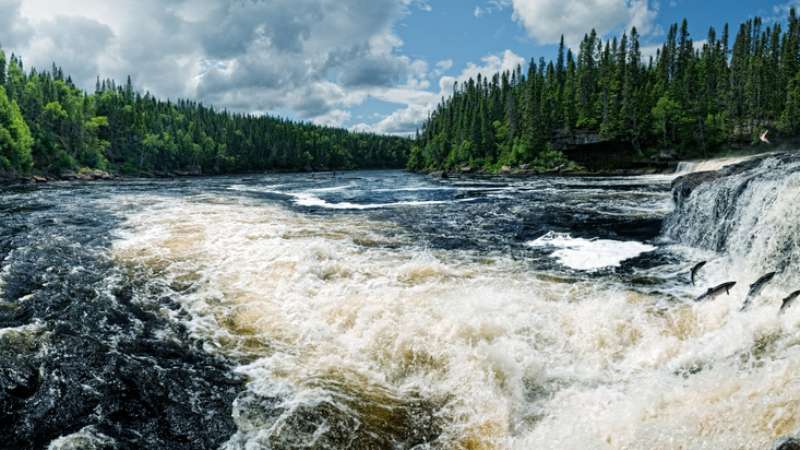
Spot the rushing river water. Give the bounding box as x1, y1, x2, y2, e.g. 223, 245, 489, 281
2, 159, 799, 449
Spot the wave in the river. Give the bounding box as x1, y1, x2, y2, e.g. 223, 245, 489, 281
229, 183, 482, 210
527, 231, 656, 271
292, 192, 482, 210
6, 166, 798, 449
111, 184, 800, 449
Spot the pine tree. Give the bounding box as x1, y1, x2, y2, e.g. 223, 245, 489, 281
0, 49, 6, 87
0, 86, 34, 173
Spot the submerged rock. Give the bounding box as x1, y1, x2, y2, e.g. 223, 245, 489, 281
0, 196, 243, 449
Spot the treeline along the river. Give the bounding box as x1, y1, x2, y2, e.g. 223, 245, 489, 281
4, 10, 800, 179
0, 49, 409, 178
410, 9, 800, 172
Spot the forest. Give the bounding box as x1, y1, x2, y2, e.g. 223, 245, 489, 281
0, 48, 409, 178
410, 9, 800, 172
4, 10, 800, 179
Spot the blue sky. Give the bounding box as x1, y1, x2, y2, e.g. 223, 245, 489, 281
0, 0, 797, 135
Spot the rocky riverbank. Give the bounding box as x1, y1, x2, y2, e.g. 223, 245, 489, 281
425, 162, 677, 180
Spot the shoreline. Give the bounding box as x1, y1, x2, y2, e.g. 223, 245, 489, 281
2, 146, 791, 188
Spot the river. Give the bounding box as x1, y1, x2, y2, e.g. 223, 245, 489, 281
2, 156, 799, 449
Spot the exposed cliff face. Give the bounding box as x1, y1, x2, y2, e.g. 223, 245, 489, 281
552, 130, 676, 172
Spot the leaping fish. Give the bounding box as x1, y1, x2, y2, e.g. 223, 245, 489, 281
696, 282, 736, 302
779, 290, 800, 314
741, 272, 778, 311
690, 261, 707, 286
760, 130, 771, 144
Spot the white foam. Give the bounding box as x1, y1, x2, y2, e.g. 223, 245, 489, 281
227, 184, 286, 194
675, 155, 756, 175
306, 184, 354, 193
292, 192, 480, 209
229, 183, 482, 209
110, 194, 800, 449
527, 232, 656, 271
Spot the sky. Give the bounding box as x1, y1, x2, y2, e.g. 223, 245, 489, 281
0, 0, 796, 135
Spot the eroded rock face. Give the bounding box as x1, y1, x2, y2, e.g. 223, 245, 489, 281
667, 153, 787, 205
670, 169, 725, 205
0, 189, 243, 450
664, 151, 800, 285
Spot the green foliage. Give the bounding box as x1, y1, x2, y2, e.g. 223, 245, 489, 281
651, 95, 682, 144
780, 71, 800, 133
0, 47, 410, 177
416, 10, 800, 171
530, 146, 580, 173
0, 86, 33, 173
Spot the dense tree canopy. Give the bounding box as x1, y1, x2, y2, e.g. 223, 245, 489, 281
0, 47, 409, 177
410, 10, 800, 172
0, 85, 33, 173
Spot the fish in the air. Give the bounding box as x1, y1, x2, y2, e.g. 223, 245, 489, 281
690, 261, 707, 286
779, 290, 800, 314
696, 282, 736, 302
740, 272, 778, 311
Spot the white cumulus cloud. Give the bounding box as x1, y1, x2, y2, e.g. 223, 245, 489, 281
503, 0, 659, 45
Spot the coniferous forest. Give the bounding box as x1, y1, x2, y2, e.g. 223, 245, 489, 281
0, 48, 409, 179
410, 10, 800, 172
4, 11, 800, 178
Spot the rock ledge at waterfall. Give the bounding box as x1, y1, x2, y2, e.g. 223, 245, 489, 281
665, 150, 800, 280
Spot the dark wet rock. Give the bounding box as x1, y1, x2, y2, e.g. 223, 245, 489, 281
665, 151, 800, 262
0, 195, 243, 450
174, 166, 202, 177
670, 170, 724, 205
54, 169, 115, 182
773, 436, 800, 450
76, 169, 113, 181
669, 153, 784, 205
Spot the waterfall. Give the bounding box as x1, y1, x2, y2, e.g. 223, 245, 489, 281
673, 155, 757, 175
664, 153, 800, 288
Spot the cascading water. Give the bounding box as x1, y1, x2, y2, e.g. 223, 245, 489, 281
673, 155, 757, 176
2, 161, 799, 449
665, 153, 800, 289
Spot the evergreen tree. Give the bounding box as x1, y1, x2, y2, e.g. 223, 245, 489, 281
0, 86, 33, 173
0, 46, 410, 177
415, 11, 800, 171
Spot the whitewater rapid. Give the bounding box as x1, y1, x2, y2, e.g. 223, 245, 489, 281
102, 160, 800, 449
2, 161, 797, 449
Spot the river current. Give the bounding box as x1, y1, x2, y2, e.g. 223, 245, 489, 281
1, 160, 799, 449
